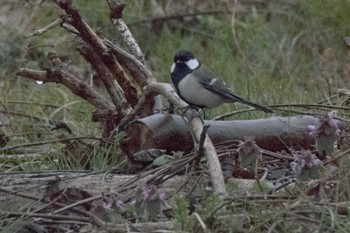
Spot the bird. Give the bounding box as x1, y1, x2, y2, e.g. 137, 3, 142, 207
170, 49, 273, 113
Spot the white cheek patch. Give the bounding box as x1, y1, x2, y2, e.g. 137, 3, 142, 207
170, 63, 175, 73
185, 59, 199, 70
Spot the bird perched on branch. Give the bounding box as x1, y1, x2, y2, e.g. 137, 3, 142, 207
170, 49, 273, 113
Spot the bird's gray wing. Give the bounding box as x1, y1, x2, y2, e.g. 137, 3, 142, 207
193, 66, 273, 113
192, 66, 246, 102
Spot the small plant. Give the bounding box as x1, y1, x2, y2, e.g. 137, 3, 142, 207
308, 112, 341, 157
101, 183, 170, 222
290, 150, 324, 180
173, 196, 193, 231
238, 137, 262, 176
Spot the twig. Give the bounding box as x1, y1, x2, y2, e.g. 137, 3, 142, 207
324, 148, 350, 166
129, 10, 242, 26
198, 125, 210, 156
61, 21, 80, 35
0, 109, 48, 122
1, 180, 108, 228
128, 2, 269, 26
0, 151, 56, 161
0, 136, 102, 152
270, 103, 350, 111
51, 194, 103, 215
186, 112, 227, 196
1, 210, 95, 224
193, 125, 210, 167
25, 18, 62, 37
5, 100, 86, 113
212, 103, 350, 120
230, 0, 246, 60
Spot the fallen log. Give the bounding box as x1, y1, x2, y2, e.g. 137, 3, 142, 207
121, 113, 318, 155
0, 172, 254, 212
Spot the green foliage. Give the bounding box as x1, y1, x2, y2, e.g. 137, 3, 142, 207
226, 178, 239, 194
173, 196, 193, 231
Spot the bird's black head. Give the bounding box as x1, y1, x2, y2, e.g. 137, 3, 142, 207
170, 49, 200, 93
173, 50, 195, 63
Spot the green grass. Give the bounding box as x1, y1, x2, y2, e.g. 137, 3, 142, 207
129, 0, 350, 118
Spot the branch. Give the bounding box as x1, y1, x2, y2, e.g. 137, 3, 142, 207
16, 68, 113, 110
2, 211, 93, 223
105, 1, 163, 114
117, 87, 157, 130
122, 114, 319, 153
77, 44, 128, 110
25, 18, 62, 37
107, 0, 146, 64
146, 82, 227, 195
103, 38, 153, 87
103, 38, 163, 115
57, 0, 139, 107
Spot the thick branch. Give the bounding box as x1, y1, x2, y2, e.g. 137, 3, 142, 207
77, 44, 128, 110
105, 0, 163, 114
104, 39, 163, 115
121, 114, 318, 154
57, 0, 138, 107
103, 38, 153, 87
108, 0, 146, 64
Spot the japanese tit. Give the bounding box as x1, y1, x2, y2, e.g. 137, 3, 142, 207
170, 50, 273, 113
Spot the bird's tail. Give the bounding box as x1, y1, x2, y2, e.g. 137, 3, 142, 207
242, 100, 273, 113
210, 83, 274, 113
236, 98, 273, 113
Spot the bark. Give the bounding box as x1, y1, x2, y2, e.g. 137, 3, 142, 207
121, 113, 318, 155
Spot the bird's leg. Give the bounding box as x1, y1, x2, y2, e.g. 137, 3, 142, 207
175, 105, 198, 116
194, 125, 210, 159
161, 102, 176, 114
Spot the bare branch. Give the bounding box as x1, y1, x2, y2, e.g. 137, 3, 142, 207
103, 38, 153, 87
77, 44, 129, 111
25, 18, 63, 37
103, 38, 163, 115
107, 0, 146, 64
57, 0, 139, 107
117, 87, 157, 130
16, 68, 113, 110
